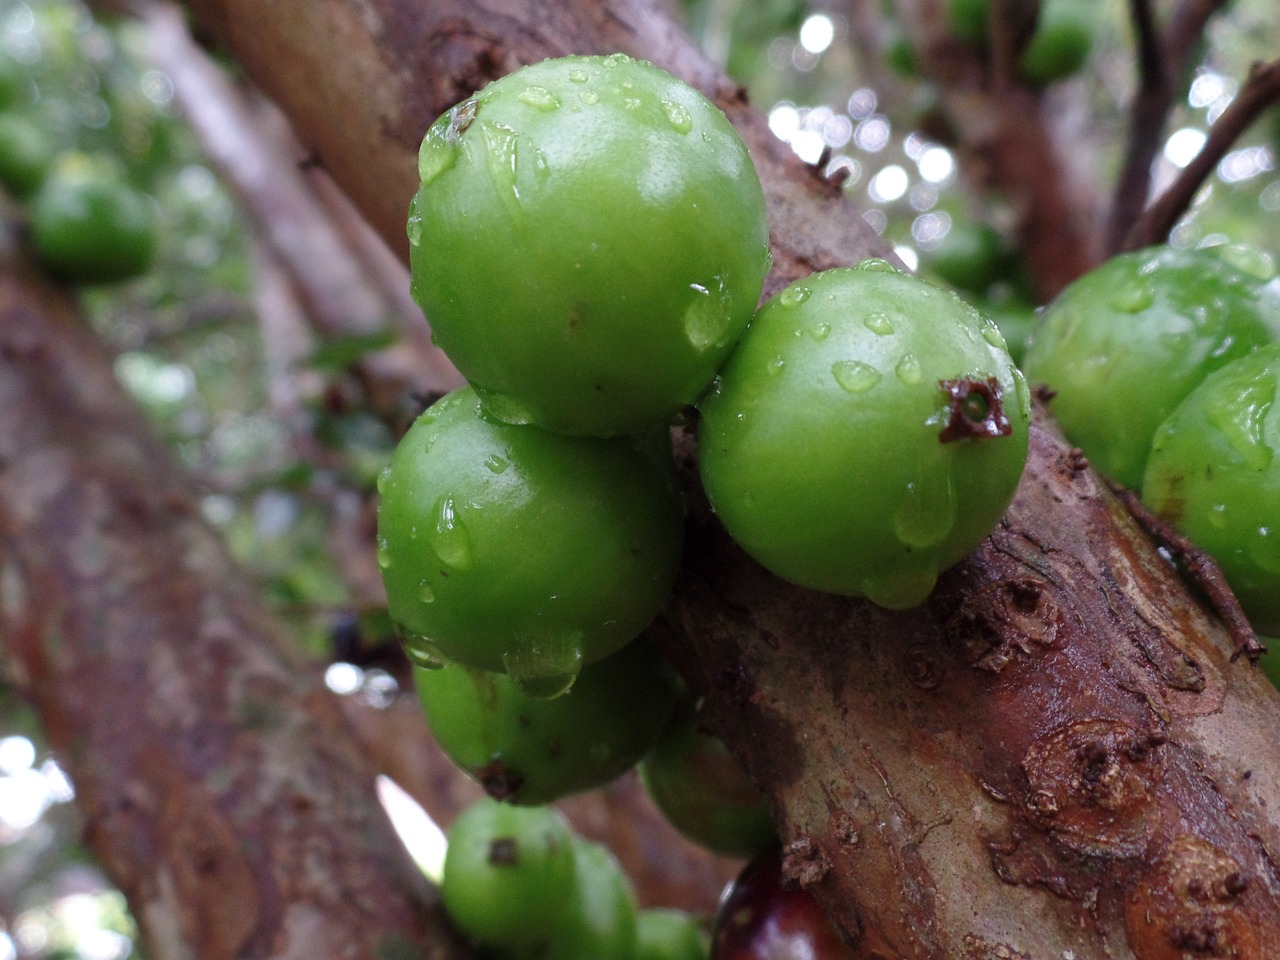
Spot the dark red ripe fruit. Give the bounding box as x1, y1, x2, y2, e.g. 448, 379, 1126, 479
711, 849, 859, 960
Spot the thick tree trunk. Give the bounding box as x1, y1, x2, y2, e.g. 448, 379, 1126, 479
18, 0, 1280, 957
0, 244, 469, 960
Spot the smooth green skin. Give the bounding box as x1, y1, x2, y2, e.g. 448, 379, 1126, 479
440, 799, 577, 950
636, 909, 709, 960
377, 387, 684, 678
30, 168, 157, 284
975, 293, 1038, 367
924, 221, 1012, 296
1023, 245, 1280, 490
0, 115, 53, 199
409, 54, 771, 437
415, 638, 681, 805
1018, 0, 1094, 87
698, 262, 1031, 609
639, 697, 777, 859
546, 839, 639, 960
1141, 344, 1280, 636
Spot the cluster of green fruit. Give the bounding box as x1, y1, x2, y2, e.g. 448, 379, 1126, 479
380, 51, 1029, 954
0, 52, 156, 284
439, 797, 853, 960
439, 798, 708, 960
1022, 244, 1280, 641
379, 52, 1030, 682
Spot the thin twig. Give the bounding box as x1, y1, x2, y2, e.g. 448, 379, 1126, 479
1121, 57, 1280, 251
1108, 482, 1265, 664
1105, 0, 1170, 253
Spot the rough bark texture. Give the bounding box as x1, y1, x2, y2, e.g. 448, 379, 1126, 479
19, 0, 1280, 957
0, 242, 469, 960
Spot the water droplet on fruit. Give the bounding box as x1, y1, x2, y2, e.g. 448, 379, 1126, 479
661, 99, 693, 134
404, 637, 449, 670
603, 53, 630, 68
1248, 526, 1280, 574
981, 324, 1007, 349
503, 631, 585, 699
863, 312, 894, 335
431, 496, 475, 570
893, 472, 957, 549
779, 285, 811, 307
376, 538, 393, 570
518, 85, 560, 111
568, 68, 589, 83
1205, 373, 1276, 471
684, 279, 732, 351
1109, 281, 1154, 314
417, 124, 460, 186
832, 360, 881, 393
376, 465, 392, 495
485, 454, 509, 474
1211, 243, 1277, 281
809, 321, 831, 341
580, 90, 600, 105
479, 120, 522, 209
895, 353, 923, 384
1208, 503, 1229, 530
854, 258, 898, 273
766, 355, 785, 377
477, 389, 537, 426
406, 212, 423, 247
859, 566, 938, 609
419, 581, 436, 603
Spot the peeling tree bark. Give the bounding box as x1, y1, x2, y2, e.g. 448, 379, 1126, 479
25, 0, 1280, 957
0, 245, 470, 960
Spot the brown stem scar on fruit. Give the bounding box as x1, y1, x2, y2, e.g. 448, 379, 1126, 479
488, 837, 519, 866
939, 376, 1013, 442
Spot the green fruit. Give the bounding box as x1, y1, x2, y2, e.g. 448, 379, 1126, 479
0, 114, 52, 199
440, 799, 577, 950
924, 221, 1013, 295
639, 697, 777, 859
698, 261, 1030, 609
974, 292, 1038, 366
415, 638, 681, 805
1023, 245, 1280, 489
1141, 344, 1280, 636
409, 53, 771, 437
30, 165, 157, 284
376, 387, 684, 688
947, 0, 989, 46
0, 53, 25, 110
636, 909, 709, 960
1018, 0, 1094, 87
546, 838, 639, 960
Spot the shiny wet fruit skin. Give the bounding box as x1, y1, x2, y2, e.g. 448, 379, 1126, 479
1141, 343, 1280, 636
712, 849, 858, 960
409, 53, 771, 437
376, 387, 684, 683
697, 261, 1030, 609
640, 695, 777, 859
30, 166, 157, 284
440, 799, 578, 950
1023, 245, 1280, 490
415, 638, 681, 805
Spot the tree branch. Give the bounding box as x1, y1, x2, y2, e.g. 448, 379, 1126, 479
1121, 57, 1280, 251
0, 243, 471, 960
